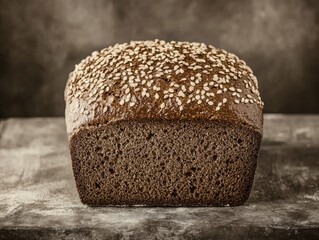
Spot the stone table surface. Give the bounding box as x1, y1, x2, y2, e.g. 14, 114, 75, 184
0, 115, 319, 240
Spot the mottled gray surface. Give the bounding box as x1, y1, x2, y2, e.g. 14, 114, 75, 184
0, 115, 319, 239
0, 0, 319, 117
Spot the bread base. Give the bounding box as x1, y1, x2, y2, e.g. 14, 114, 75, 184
70, 119, 261, 206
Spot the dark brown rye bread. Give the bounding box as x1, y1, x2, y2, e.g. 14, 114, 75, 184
65, 40, 263, 206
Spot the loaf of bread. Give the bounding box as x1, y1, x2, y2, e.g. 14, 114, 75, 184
65, 40, 263, 206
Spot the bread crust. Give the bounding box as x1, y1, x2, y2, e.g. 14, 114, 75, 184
65, 40, 263, 138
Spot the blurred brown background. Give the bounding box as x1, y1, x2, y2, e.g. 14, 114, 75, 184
0, 0, 319, 117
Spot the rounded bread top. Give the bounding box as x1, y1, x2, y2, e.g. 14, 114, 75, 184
65, 40, 263, 136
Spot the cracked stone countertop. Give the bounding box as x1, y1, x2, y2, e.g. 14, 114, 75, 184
0, 115, 319, 239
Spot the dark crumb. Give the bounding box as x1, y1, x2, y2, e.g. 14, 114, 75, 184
70, 119, 261, 206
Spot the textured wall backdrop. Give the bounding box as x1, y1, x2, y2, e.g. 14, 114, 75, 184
0, 0, 319, 117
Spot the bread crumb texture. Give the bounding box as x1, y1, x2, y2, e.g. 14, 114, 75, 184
71, 120, 261, 206
65, 40, 263, 119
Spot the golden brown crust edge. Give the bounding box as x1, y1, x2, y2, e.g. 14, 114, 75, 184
65, 40, 263, 138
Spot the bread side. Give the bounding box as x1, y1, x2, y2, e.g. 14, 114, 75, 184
65, 40, 263, 139
70, 119, 261, 206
